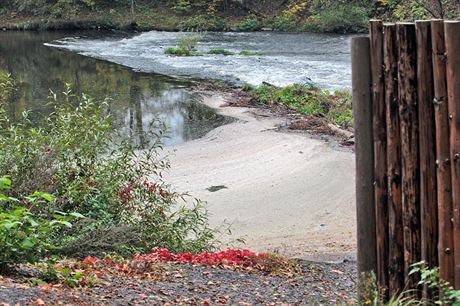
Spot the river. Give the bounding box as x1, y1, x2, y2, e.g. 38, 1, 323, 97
0, 31, 230, 146
0, 30, 353, 145
47, 31, 353, 89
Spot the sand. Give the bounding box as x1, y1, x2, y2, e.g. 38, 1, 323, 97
164, 92, 357, 262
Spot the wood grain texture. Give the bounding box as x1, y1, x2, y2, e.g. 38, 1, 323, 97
416, 20, 438, 271
383, 23, 404, 296
431, 19, 455, 286
370, 20, 389, 295
445, 20, 460, 289
397, 22, 421, 289
352, 37, 377, 279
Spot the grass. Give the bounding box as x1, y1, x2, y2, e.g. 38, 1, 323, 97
207, 49, 235, 56
165, 34, 202, 56
239, 50, 264, 56
252, 83, 353, 129
165, 47, 196, 56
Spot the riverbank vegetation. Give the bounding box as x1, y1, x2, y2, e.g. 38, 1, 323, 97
0, 73, 219, 272
245, 83, 353, 130
0, 1, 458, 33
165, 35, 264, 56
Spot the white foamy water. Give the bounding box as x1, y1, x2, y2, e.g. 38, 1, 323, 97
46, 31, 353, 90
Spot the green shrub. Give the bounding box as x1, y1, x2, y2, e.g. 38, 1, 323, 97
362, 262, 460, 305
236, 17, 262, 31
207, 48, 235, 56
241, 83, 254, 92
0, 176, 82, 271
272, 15, 297, 32
251, 84, 353, 128
180, 15, 227, 31
311, 5, 369, 33
299, 99, 325, 116
0, 74, 218, 256
174, 0, 192, 14
254, 85, 273, 104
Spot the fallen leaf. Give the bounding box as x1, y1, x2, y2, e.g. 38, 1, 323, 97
31, 299, 45, 305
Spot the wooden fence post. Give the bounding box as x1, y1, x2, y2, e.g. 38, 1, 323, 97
445, 20, 460, 289
384, 23, 404, 296
397, 23, 421, 289
416, 20, 438, 272
352, 37, 377, 281
431, 19, 455, 286
370, 20, 389, 294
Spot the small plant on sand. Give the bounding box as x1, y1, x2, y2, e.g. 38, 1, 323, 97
251, 83, 353, 129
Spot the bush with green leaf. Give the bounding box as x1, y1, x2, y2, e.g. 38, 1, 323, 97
360, 261, 460, 305
180, 15, 227, 31
236, 17, 262, 31
174, 0, 192, 14
305, 4, 369, 33
0, 73, 218, 258
272, 15, 297, 32
0, 176, 83, 271
252, 83, 353, 129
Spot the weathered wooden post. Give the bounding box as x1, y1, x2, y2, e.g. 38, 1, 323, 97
445, 20, 460, 289
370, 20, 389, 295
383, 23, 404, 296
416, 20, 437, 299
431, 19, 455, 286
352, 36, 377, 297
397, 22, 420, 289
416, 20, 438, 272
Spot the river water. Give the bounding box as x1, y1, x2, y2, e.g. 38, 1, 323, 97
47, 31, 353, 90
0, 30, 352, 145
0, 31, 230, 146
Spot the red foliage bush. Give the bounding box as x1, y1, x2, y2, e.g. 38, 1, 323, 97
133, 248, 260, 266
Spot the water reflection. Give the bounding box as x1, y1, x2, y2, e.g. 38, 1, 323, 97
0, 31, 229, 146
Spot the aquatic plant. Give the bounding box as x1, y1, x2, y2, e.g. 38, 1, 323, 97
165, 33, 202, 56
207, 48, 235, 56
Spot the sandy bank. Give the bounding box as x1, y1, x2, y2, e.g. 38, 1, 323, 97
165, 91, 356, 262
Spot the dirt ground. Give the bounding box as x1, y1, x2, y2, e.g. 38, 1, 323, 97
0, 260, 357, 305
164, 91, 357, 262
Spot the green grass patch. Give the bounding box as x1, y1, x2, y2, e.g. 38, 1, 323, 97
239, 50, 264, 56
252, 84, 353, 128
207, 49, 235, 56
165, 47, 197, 56
165, 34, 202, 56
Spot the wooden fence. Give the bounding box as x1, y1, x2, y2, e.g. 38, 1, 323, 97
352, 19, 460, 298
